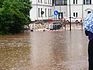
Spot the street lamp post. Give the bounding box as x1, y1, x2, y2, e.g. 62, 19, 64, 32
69, 0, 71, 31
36, 0, 38, 20
60, 0, 62, 19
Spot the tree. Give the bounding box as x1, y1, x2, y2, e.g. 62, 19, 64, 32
0, 0, 32, 34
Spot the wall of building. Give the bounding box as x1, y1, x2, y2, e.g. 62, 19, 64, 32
31, 0, 37, 4
52, 6, 67, 19
36, 5, 52, 20
30, 0, 53, 21
67, 0, 93, 21
30, 5, 37, 21
30, 0, 93, 21
83, 5, 93, 18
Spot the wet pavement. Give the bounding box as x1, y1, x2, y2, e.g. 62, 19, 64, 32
0, 28, 88, 70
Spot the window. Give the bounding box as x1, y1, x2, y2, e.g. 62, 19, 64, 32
73, 0, 78, 4
44, 0, 47, 4
50, 9, 52, 16
88, 11, 91, 14
64, 0, 67, 5
45, 8, 47, 17
55, 0, 67, 6
73, 0, 75, 4
73, 13, 75, 17
83, 0, 91, 4
41, 0, 42, 3
73, 12, 78, 17
50, 0, 52, 4
83, 0, 85, 4
48, 9, 52, 17
76, 13, 78, 17
38, 0, 40, 2
41, 8, 43, 17
48, 0, 50, 4
48, 9, 50, 17
76, 0, 77, 4
55, 0, 62, 5
58, 12, 63, 19
38, 0, 42, 3
52, 0, 55, 5
38, 8, 40, 17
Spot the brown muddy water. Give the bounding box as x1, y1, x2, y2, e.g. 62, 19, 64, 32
0, 30, 88, 70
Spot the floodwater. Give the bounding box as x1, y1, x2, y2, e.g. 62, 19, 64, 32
0, 29, 88, 70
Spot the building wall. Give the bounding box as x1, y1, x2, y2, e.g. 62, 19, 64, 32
30, 0, 52, 21
83, 5, 93, 18
52, 6, 67, 19
30, 0, 93, 21
30, 5, 37, 21
67, 0, 93, 21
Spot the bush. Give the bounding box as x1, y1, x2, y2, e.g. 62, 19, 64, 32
0, 0, 32, 34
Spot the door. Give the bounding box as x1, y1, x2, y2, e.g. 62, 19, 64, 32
58, 12, 63, 19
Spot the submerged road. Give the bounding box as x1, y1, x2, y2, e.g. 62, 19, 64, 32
0, 29, 88, 70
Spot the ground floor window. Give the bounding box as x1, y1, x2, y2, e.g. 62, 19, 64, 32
58, 12, 63, 19
73, 12, 78, 18
88, 11, 91, 14
38, 8, 40, 17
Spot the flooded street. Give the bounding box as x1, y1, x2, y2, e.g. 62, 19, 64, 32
0, 29, 88, 70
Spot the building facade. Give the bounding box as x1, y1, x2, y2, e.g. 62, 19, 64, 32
30, 0, 52, 21
30, 0, 93, 21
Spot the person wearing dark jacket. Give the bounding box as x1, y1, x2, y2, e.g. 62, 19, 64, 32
85, 30, 93, 70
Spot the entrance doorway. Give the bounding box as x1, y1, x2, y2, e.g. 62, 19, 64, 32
58, 12, 63, 19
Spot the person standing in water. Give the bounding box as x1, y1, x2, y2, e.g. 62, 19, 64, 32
84, 12, 93, 70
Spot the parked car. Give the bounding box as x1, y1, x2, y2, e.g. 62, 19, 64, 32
48, 21, 62, 30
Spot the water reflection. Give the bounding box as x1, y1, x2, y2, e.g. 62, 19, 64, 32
0, 30, 88, 70
0, 32, 32, 70
30, 30, 88, 70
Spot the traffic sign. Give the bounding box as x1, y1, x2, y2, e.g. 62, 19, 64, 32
54, 10, 59, 16
41, 11, 44, 15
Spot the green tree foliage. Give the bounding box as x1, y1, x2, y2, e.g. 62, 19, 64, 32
0, 0, 32, 34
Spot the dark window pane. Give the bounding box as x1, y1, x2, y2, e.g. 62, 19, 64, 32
54, 0, 67, 6
83, 0, 91, 4
76, 13, 78, 17
73, 0, 75, 4
88, 11, 91, 14
73, 13, 75, 17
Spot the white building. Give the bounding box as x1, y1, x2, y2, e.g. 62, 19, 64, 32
30, 0, 53, 21
30, 0, 93, 22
